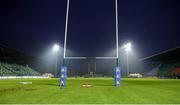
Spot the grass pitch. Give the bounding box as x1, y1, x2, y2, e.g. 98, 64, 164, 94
0, 78, 180, 104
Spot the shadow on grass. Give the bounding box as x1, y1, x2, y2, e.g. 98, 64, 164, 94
45, 83, 113, 87
24, 88, 36, 91
92, 83, 114, 87
0, 87, 22, 93
45, 84, 59, 86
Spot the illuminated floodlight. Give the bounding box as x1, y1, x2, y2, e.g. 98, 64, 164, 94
123, 42, 132, 77
53, 44, 60, 77
124, 42, 131, 52
53, 44, 60, 51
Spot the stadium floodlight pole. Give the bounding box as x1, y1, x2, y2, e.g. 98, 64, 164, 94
126, 51, 129, 77
53, 44, 60, 77
94, 62, 96, 76
124, 42, 131, 77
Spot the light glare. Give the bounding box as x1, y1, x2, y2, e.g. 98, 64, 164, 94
53, 44, 60, 51
124, 42, 131, 52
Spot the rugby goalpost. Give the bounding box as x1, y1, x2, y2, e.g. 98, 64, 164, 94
60, 0, 120, 87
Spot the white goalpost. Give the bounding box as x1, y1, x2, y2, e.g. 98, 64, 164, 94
60, 0, 121, 87
63, 0, 119, 60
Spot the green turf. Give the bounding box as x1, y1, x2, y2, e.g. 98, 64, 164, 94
0, 78, 180, 104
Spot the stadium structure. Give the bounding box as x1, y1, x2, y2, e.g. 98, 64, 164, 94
143, 47, 180, 78
0, 44, 40, 76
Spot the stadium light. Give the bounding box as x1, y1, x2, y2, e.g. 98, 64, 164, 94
124, 42, 131, 52
53, 44, 60, 77
123, 42, 132, 77
53, 44, 60, 51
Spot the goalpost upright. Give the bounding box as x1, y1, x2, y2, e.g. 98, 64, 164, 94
60, 0, 121, 87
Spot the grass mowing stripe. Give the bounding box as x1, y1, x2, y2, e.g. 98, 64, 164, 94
0, 78, 180, 104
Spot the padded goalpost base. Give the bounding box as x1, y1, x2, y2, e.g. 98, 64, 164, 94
60, 66, 121, 87
115, 66, 121, 86
60, 66, 67, 87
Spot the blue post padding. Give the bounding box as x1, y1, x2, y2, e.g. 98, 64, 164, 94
60, 66, 67, 86
114, 66, 121, 86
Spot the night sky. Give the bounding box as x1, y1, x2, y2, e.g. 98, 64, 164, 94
1, 0, 180, 58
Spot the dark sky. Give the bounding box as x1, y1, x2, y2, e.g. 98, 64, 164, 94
0, 0, 180, 58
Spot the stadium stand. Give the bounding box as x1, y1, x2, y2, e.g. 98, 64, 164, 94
144, 64, 161, 77
143, 47, 180, 78
0, 44, 38, 65
0, 62, 40, 76
0, 44, 40, 76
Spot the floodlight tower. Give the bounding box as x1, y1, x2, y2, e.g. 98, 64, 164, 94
53, 44, 60, 77
124, 42, 132, 77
